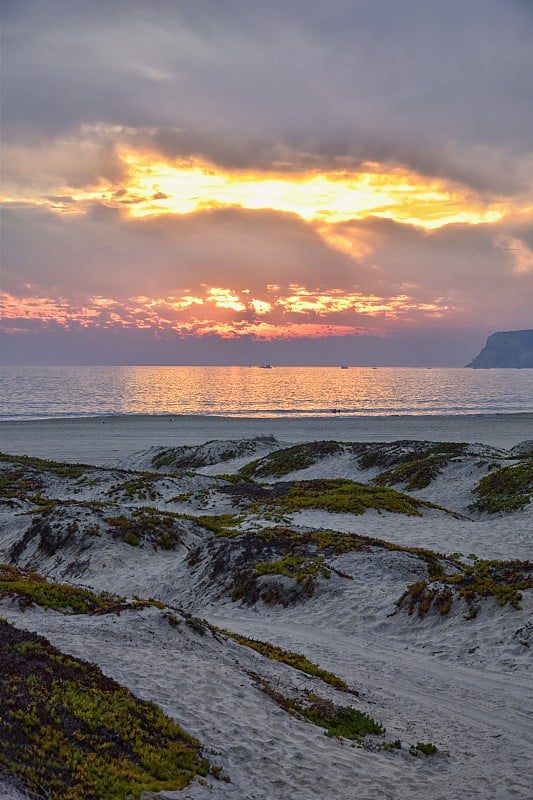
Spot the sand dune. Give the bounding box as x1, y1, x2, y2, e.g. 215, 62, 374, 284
0, 419, 531, 799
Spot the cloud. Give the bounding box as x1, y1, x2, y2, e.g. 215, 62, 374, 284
1, 127, 127, 196
2, 0, 532, 364
331, 215, 533, 323
1, 203, 362, 301
3, 1, 533, 194
3, 199, 531, 341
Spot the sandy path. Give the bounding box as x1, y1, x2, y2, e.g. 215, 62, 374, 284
208, 614, 533, 800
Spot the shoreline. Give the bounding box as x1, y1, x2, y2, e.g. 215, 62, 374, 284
1, 412, 531, 465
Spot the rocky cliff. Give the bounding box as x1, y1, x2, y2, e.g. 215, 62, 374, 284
467, 330, 533, 368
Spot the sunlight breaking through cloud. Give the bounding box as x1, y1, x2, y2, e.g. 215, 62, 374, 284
115, 151, 506, 230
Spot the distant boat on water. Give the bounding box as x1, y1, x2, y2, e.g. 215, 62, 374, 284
259, 363, 272, 369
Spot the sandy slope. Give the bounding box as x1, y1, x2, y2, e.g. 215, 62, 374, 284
0, 424, 531, 799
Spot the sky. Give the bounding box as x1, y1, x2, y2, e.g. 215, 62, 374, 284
1, 0, 532, 366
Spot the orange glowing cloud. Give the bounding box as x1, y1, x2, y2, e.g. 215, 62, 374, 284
1, 285, 458, 340
207, 287, 247, 312
112, 150, 507, 230
1, 142, 510, 231
0, 143, 516, 347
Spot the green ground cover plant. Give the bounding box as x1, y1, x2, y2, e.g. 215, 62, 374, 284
151, 439, 265, 471
471, 460, 533, 512
0, 564, 154, 615
218, 629, 353, 692
251, 478, 430, 516
249, 553, 331, 599
0, 620, 210, 799
215, 524, 452, 569
0, 456, 161, 511
259, 681, 384, 739
397, 558, 532, 615
184, 616, 207, 635
0, 465, 43, 499
17, 500, 113, 527
151, 448, 183, 470
0, 453, 90, 480
209, 524, 456, 607
191, 513, 243, 536
411, 742, 438, 756
356, 441, 467, 471
254, 553, 330, 581
373, 444, 468, 490
106, 476, 160, 502
239, 442, 343, 479
105, 507, 184, 549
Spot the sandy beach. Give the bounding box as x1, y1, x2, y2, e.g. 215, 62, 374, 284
0, 414, 531, 799
1, 412, 531, 465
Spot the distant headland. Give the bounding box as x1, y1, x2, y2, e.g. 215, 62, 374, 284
466, 330, 533, 368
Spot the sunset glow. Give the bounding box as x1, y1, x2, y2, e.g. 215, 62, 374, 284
0, 287, 456, 341
98, 150, 506, 230
1, 146, 508, 231
2, 1, 532, 365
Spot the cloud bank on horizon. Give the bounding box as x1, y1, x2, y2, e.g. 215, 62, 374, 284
1, 0, 532, 365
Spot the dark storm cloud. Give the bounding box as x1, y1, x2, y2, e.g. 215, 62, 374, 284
3, 0, 533, 192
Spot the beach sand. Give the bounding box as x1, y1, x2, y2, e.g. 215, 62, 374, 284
0, 414, 531, 799
1, 412, 531, 465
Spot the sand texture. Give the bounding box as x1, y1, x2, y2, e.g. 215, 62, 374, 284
0, 418, 532, 799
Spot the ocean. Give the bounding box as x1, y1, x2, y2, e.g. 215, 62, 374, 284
1, 365, 532, 420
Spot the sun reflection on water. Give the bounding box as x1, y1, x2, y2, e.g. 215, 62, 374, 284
1, 366, 532, 419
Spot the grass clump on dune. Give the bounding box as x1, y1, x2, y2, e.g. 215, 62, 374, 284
212, 525, 455, 607
255, 478, 430, 517
397, 558, 532, 615
373, 444, 467, 490
357, 441, 466, 472
221, 528, 354, 606
411, 742, 438, 756
471, 460, 533, 513
453, 558, 533, 609
105, 507, 184, 550
0, 564, 155, 615
218, 629, 354, 692
192, 513, 243, 536
259, 680, 384, 739
239, 442, 343, 480
0, 453, 90, 480
253, 554, 331, 598
254, 553, 330, 580
106, 475, 160, 502
302, 697, 384, 739
151, 439, 267, 471
0, 620, 210, 799
0, 465, 43, 500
